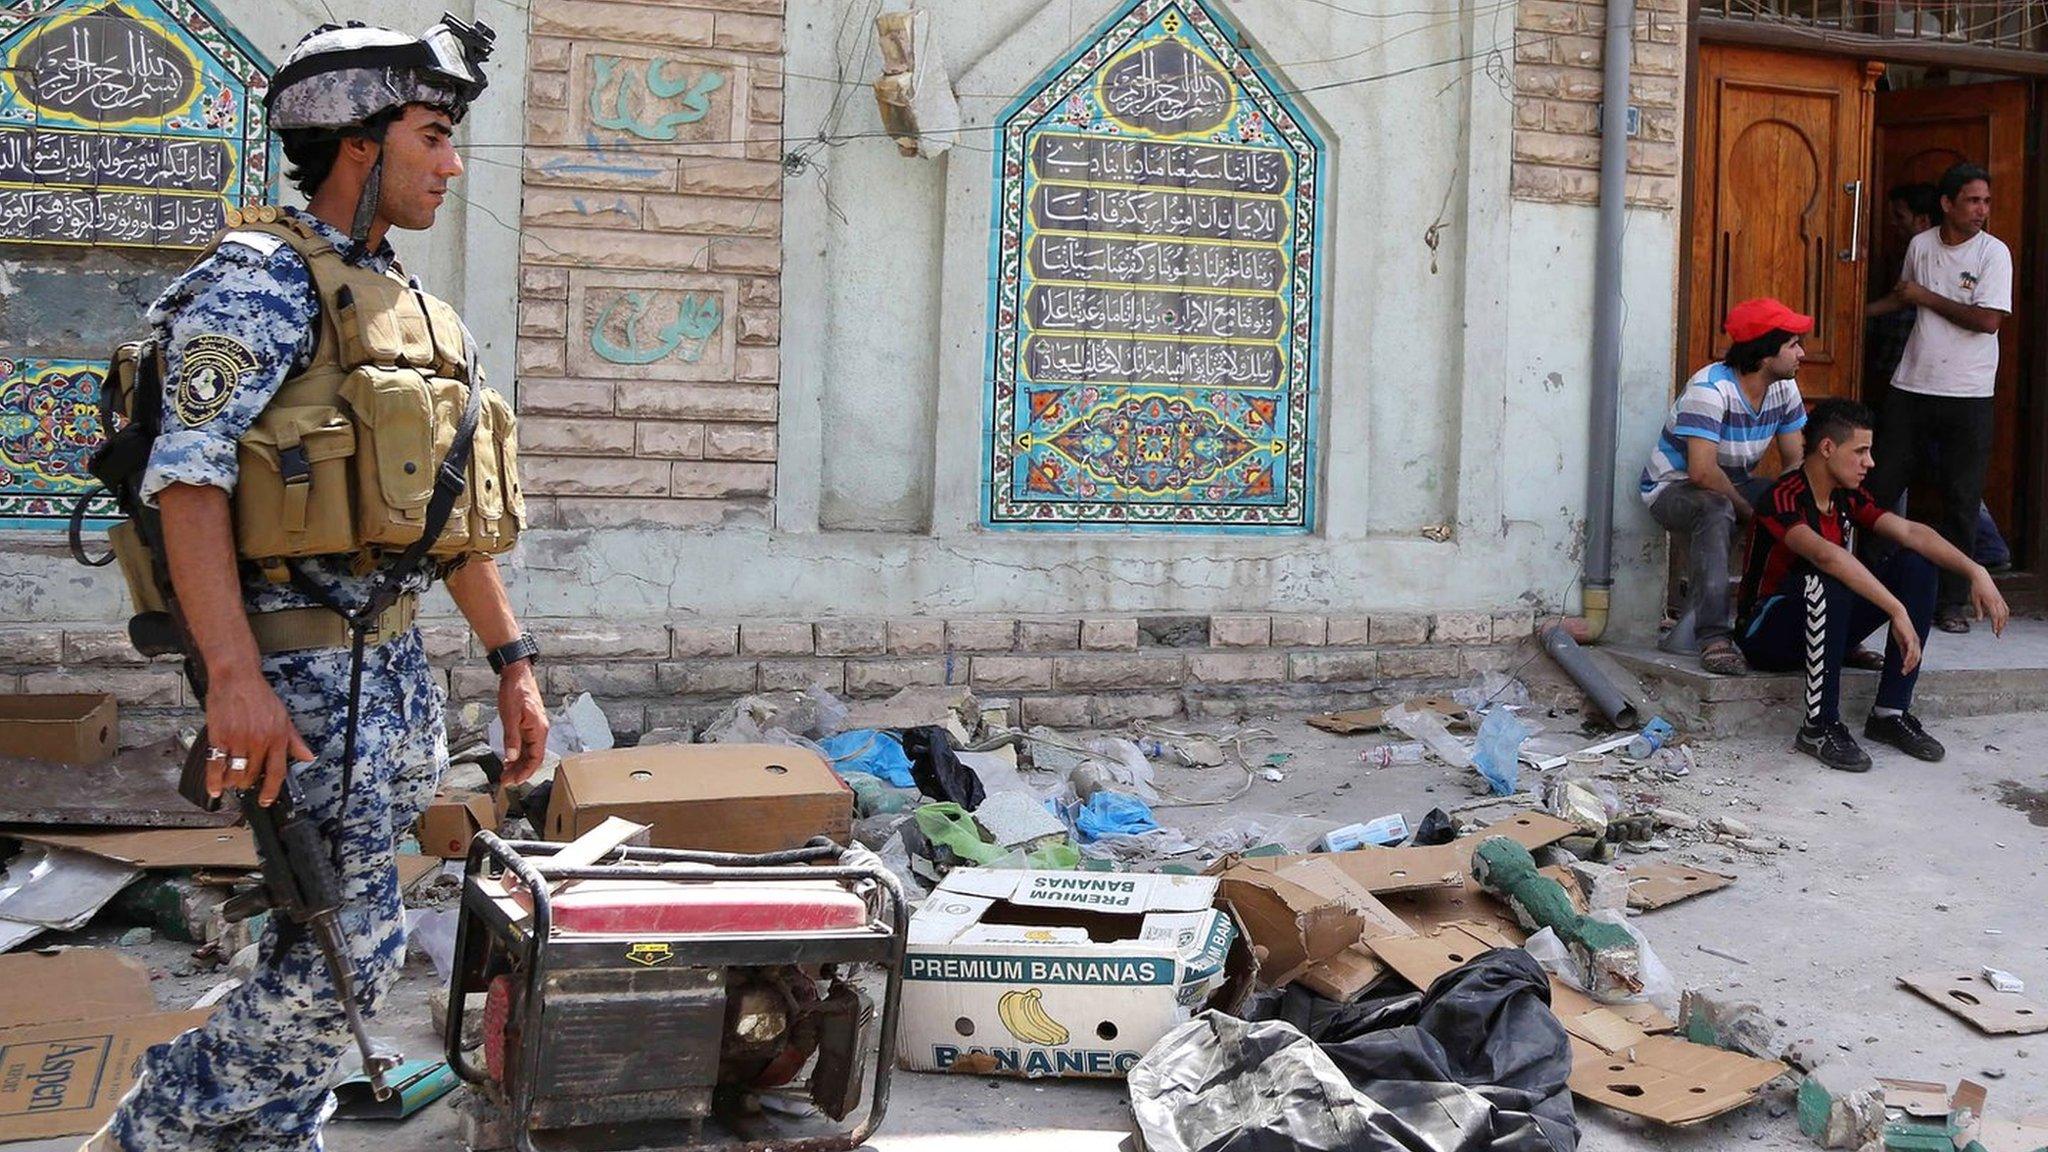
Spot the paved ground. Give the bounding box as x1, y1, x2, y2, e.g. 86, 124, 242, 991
10, 703, 2048, 1151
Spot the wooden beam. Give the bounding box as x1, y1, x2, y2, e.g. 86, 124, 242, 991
1697, 15, 2048, 74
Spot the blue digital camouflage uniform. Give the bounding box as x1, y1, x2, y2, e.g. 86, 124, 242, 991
111, 207, 446, 1152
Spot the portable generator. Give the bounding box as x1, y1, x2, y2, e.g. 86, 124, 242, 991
445, 832, 907, 1152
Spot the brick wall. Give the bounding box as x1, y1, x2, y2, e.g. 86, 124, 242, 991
1511, 0, 1683, 209
515, 0, 786, 530
9, 610, 1541, 745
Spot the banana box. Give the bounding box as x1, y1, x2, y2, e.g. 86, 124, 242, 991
896, 870, 1254, 1078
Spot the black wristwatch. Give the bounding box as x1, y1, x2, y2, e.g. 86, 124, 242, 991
487, 631, 541, 674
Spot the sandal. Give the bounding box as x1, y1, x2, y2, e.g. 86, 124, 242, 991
1700, 640, 1747, 676
1845, 647, 1886, 671
1935, 609, 1971, 635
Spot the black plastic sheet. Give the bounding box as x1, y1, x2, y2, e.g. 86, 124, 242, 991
899, 726, 985, 810
1130, 949, 1576, 1152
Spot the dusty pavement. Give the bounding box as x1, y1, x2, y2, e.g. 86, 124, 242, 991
10, 706, 2047, 1152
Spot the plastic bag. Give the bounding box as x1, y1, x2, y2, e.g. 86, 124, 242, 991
847, 773, 923, 816
1385, 703, 1473, 770
1525, 912, 1678, 1017
1070, 791, 1161, 843
1190, 812, 1344, 856
1471, 709, 1534, 796
1083, 737, 1161, 801
819, 729, 916, 788
1451, 670, 1532, 711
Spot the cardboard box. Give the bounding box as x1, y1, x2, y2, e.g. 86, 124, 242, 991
544, 745, 852, 854
416, 789, 508, 859
0, 1010, 209, 1141
897, 871, 1254, 1079
1209, 811, 1576, 999
0, 694, 116, 766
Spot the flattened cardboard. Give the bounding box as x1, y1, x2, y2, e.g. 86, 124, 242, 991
1570, 1034, 1786, 1127
898, 871, 1254, 1079
5, 827, 258, 871
1215, 811, 1575, 898
1900, 972, 2048, 1036
1306, 696, 1472, 735
0, 1009, 209, 1140
396, 854, 440, 895
1624, 864, 1735, 911
416, 789, 507, 859
1367, 923, 1778, 1126
1875, 1078, 1952, 1119
0, 694, 116, 766
545, 744, 852, 854
0, 950, 156, 1030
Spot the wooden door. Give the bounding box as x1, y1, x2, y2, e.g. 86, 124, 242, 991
1688, 46, 1879, 404
1872, 80, 2029, 533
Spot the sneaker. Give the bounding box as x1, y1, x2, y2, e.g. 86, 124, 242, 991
1935, 608, 1971, 634
1795, 722, 1872, 772
1864, 711, 1946, 762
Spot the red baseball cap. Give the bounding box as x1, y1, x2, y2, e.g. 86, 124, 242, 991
1724, 297, 1815, 342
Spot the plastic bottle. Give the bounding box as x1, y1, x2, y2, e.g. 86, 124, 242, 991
1360, 741, 1429, 768
1625, 716, 1676, 760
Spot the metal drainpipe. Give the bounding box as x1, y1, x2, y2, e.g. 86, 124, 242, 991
1571, 0, 1636, 643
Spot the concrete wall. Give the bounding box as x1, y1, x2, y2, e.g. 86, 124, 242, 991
0, 0, 1684, 732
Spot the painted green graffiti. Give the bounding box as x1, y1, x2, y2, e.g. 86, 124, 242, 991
590, 291, 723, 365
588, 56, 726, 141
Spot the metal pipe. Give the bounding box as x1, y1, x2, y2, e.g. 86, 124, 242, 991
1542, 624, 1639, 729
1579, 0, 1636, 642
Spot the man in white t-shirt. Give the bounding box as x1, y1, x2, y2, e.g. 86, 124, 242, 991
1866, 162, 2012, 633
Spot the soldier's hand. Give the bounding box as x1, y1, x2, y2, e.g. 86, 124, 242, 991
205, 667, 316, 805
498, 662, 549, 786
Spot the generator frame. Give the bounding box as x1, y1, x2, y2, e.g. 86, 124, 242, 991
445, 832, 908, 1152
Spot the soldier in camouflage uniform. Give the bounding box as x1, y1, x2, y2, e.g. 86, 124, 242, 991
92, 18, 548, 1152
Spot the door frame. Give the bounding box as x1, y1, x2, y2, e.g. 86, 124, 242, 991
1677, 7, 2047, 574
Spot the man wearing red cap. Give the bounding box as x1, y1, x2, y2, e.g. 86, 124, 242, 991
1865, 162, 2011, 633
1639, 297, 1813, 675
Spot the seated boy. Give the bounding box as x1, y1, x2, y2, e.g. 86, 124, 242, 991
1640, 297, 1811, 675
1736, 398, 2008, 771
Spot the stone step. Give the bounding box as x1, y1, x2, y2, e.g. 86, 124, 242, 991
1606, 641, 2048, 738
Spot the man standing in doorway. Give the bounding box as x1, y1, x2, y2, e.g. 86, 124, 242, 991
1866, 162, 2012, 633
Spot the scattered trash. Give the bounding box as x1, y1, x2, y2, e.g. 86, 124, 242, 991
1698, 943, 1751, 965
1471, 708, 1534, 796
108, 873, 231, 943
1542, 773, 1619, 839
415, 788, 508, 859
1385, 701, 1473, 770
897, 871, 1250, 1078
847, 773, 923, 816
0, 843, 141, 947
819, 728, 917, 788
970, 791, 1068, 852
1131, 950, 1577, 1152
1898, 972, 2048, 1035
1624, 863, 1736, 911
405, 909, 460, 983
1069, 791, 1162, 843
1450, 669, 1533, 712
0, 737, 236, 829
1317, 813, 1409, 852
1983, 967, 2026, 994
1361, 741, 1428, 768
0, 826, 257, 871
1308, 698, 1471, 737
1625, 716, 1676, 760
332, 1058, 460, 1119
0, 949, 156, 1030
1410, 808, 1457, 846
1258, 767, 1286, 783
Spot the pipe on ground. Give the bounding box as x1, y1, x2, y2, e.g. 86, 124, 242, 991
1542, 623, 1639, 729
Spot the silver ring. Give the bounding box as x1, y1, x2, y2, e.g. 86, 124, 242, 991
206, 746, 228, 762
228, 756, 249, 774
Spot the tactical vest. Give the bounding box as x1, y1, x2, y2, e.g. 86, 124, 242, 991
103, 207, 522, 606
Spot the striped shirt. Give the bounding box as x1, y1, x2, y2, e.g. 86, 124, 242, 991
1639, 363, 1807, 505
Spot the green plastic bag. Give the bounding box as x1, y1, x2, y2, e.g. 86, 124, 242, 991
911, 803, 1080, 870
